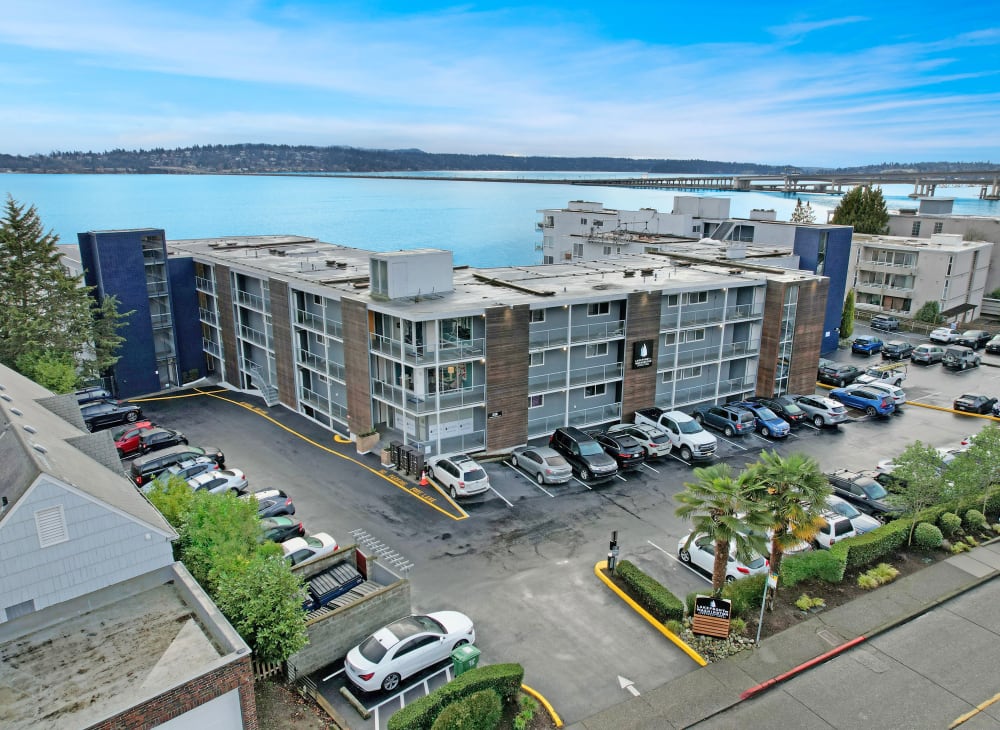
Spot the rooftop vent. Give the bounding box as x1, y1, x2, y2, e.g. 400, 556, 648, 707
10, 407, 23, 416
269, 248, 286, 257
32, 443, 48, 454
22, 424, 36, 433
623, 270, 636, 278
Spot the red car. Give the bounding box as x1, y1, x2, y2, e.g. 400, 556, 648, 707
113, 421, 156, 457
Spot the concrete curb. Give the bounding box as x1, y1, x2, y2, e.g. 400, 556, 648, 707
522, 683, 564, 728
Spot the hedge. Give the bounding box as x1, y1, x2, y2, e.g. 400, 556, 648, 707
832, 518, 911, 569
615, 560, 685, 623
685, 574, 766, 619
429, 689, 502, 730
387, 663, 524, 730
780, 548, 847, 587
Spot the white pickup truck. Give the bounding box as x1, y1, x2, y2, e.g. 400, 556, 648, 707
855, 362, 907, 387
633, 407, 717, 461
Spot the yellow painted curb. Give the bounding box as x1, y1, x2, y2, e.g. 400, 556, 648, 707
816, 381, 1000, 420
521, 683, 563, 728
593, 561, 707, 667
126, 388, 228, 401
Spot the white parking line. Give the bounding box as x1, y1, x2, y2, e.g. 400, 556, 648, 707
572, 475, 593, 490
648, 539, 711, 583
490, 485, 514, 507
321, 666, 345, 682
667, 452, 692, 465
716, 434, 749, 451
366, 665, 453, 714
642, 462, 660, 474
501, 461, 555, 497
616, 473, 628, 482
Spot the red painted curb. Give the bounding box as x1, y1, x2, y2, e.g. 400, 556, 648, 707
739, 635, 867, 700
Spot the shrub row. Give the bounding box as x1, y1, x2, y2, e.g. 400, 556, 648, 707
387, 663, 524, 730
780, 548, 847, 587
615, 560, 685, 623
429, 689, 502, 730
684, 574, 766, 619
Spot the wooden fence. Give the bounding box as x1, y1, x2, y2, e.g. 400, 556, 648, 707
253, 659, 284, 681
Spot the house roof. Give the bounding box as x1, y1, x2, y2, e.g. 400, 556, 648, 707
0, 365, 175, 537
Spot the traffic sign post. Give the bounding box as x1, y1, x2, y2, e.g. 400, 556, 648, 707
756, 574, 777, 645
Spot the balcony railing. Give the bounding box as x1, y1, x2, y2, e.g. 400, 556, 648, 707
529, 327, 571, 351
299, 387, 329, 411
672, 378, 755, 407
202, 338, 222, 358
439, 431, 486, 454
150, 312, 173, 329
858, 259, 917, 274
569, 320, 625, 344
724, 303, 763, 321
438, 337, 485, 362
199, 308, 218, 326
236, 290, 267, 311
568, 402, 621, 429
146, 280, 168, 296
195, 276, 215, 294
298, 350, 346, 382
325, 320, 344, 339
527, 412, 570, 439
239, 324, 268, 348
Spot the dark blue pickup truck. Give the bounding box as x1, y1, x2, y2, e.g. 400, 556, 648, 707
302, 561, 364, 612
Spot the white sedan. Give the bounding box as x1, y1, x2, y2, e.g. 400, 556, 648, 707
281, 532, 339, 568
929, 327, 958, 344
186, 468, 248, 494
345, 611, 476, 693
677, 532, 768, 583
428, 454, 490, 498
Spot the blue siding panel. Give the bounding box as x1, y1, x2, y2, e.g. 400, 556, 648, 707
168, 256, 204, 383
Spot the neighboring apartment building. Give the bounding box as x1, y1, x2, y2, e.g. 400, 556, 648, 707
537, 199, 851, 353
886, 197, 1000, 292
848, 233, 994, 323
79, 230, 827, 456
0, 365, 257, 729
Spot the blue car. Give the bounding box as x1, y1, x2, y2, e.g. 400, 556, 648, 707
829, 385, 895, 417
731, 401, 790, 439
851, 335, 883, 356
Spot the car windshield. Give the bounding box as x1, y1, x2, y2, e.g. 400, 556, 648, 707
860, 480, 888, 500
832, 501, 861, 518
358, 635, 389, 663
462, 468, 487, 481
745, 554, 767, 569
678, 420, 702, 434
579, 441, 604, 455
544, 454, 568, 466
755, 407, 778, 421
651, 434, 671, 444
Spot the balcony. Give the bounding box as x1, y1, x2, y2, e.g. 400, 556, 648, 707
199, 307, 218, 327
146, 280, 169, 296
569, 320, 625, 344
299, 350, 346, 382
529, 327, 570, 351
238, 324, 268, 348
437, 337, 485, 363
568, 402, 621, 429
202, 338, 222, 358
150, 312, 173, 330
195, 276, 215, 294
678, 307, 726, 328
299, 387, 330, 411
236, 290, 267, 312
724, 303, 763, 321
672, 378, 755, 407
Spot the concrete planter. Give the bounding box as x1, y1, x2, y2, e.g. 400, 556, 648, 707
355, 432, 380, 455
380, 448, 393, 467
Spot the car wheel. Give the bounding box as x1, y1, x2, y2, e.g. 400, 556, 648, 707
678, 548, 691, 563
761, 426, 771, 438
382, 673, 401, 692
453, 639, 469, 650
449, 486, 458, 499
813, 415, 825, 427
180, 437, 189, 445
724, 426, 734, 437
126, 411, 138, 422
580, 467, 592, 481
85, 422, 94, 432
725, 575, 736, 583
116, 448, 124, 458
511, 454, 520, 468
693, 414, 704, 424
536, 472, 546, 485
838, 379, 846, 387
865, 406, 877, 417
679, 446, 693, 461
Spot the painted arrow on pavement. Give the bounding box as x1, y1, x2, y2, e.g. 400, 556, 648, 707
618, 675, 640, 697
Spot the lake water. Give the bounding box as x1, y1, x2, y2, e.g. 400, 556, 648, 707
2, 173, 997, 268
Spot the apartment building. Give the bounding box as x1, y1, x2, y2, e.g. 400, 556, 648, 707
848, 233, 994, 323
80, 230, 826, 456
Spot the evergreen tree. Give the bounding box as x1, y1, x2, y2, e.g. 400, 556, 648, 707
913, 300, 943, 324
840, 289, 855, 340
831, 185, 889, 234
790, 198, 816, 224
0, 196, 95, 373
84, 294, 133, 381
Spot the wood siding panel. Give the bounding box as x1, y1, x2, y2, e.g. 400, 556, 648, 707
485, 305, 529, 450
622, 292, 660, 420
756, 281, 785, 396
213, 264, 240, 386
341, 298, 373, 436
268, 278, 297, 409
789, 278, 828, 395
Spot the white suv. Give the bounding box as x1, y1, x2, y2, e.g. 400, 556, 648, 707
607, 422, 673, 458
793, 395, 849, 427
859, 381, 906, 407
814, 511, 857, 549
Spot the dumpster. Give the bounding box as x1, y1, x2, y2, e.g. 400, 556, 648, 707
451, 644, 481, 676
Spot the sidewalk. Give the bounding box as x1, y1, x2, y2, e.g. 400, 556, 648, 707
571, 540, 1000, 730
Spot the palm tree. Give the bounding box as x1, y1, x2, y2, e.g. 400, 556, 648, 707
744, 451, 831, 608
675, 463, 772, 594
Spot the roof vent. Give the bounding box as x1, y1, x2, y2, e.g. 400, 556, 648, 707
623, 270, 636, 278
10, 407, 23, 416
0, 394, 11, 402
23, 425, 37, 434
32, 443, 48, 454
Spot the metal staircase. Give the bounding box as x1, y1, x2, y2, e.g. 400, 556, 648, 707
243, 359, 279, 407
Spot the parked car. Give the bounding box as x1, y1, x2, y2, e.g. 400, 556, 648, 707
956, 329, 991, 350
814, 511, 858, 549
428, 454, 490, 499
549, 427, 619, 481
281, 532, 339, 568
929, 327, 959, 344
345, 612, 476, 693
986, 335, 1000, 354
75, 385, 114, 405
817, 362, 863, 387
160, 457, 220, 482
593, 431, 646, 471
793, 395, 849, 427
880, 341, 913, 360
691, 404, 755, 437
677, 532, 768, 583
825, 469, 902, 519
851, 335, 883, 356
606, 422, 674, 459
825, 495, 882, 534
510, 446, 573, 485
130, 444, 225, 487
942, 345, 981, 371
730, 401, 790, 438
749, 395, 808, 427
953, 393, 998, 414
113, 420, 156, 457
857, 381, 906, 408
856, 362, 907, 387
248, 488, 295, 517
829, 385, 895, 417
911, 343, 946, 365
187, 468, 248, 494
138, 427, 188, 454
633, 408, 717, 461
80, 399, 143, 432
870, 314, 900, 331
876, 446, 962, 476
259, 516, 305, 543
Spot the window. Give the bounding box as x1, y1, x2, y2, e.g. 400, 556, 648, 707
573, 243, 584, 259
4, 599, 35, 621
816, 232, 828, 276
529, 352, 544, 367
911, 221, 921, 236
584, 384, 606, 398
732, 224, 754, 242
663, 332, 676, 346
684, 291, 708, 305
35, 505, 68, 547
682, 328, 705, 343
593, 220, 603, 228
543, 255, 554, 264
692, 225, 701, 234
530, 309, 545, 323
682, 366, 702, 379
586, 342, 608, 357
661, 371, 673, 383
529, 394, 544, 408
933, 222, 944, 234
314, 333, 324, 345
581, 218, 588, 225
666, 294, 679, 307
313, 294, 322, 305
946, 255, 953, 276
604, 246, 612, 255
587, 302, 610, 316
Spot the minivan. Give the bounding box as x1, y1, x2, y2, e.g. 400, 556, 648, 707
548, 427, 619, 481
130, 444, 226, 486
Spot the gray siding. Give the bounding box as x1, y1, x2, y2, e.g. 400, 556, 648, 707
0, 477, 174, 620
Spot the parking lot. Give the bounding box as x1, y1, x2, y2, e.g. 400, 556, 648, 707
132, 324, 1000, 727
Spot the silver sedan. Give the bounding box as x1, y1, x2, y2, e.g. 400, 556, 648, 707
511, 446, 573, 485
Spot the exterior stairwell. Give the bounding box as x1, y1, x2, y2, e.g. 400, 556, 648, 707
243, 360, 280, 407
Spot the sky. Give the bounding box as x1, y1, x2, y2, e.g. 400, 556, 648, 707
1, 1, 998, 167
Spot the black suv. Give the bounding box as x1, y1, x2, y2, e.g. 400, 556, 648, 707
825, 469, 903, 519
749, 395, 808, 427
592, 432, 646, 471
80, 400, 143, 432
130, 444, 226, 486
138, 427, 189, 453
817, 362, 863, 387
75, 385, 114, 405
549, 427, 618, 481
956, 330, 991, 350
880, 341, 914, 360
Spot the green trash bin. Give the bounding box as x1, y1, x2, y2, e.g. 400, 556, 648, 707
451, 644, 481, 676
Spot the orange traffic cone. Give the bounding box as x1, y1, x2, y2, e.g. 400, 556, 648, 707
419, 469, 429, 486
